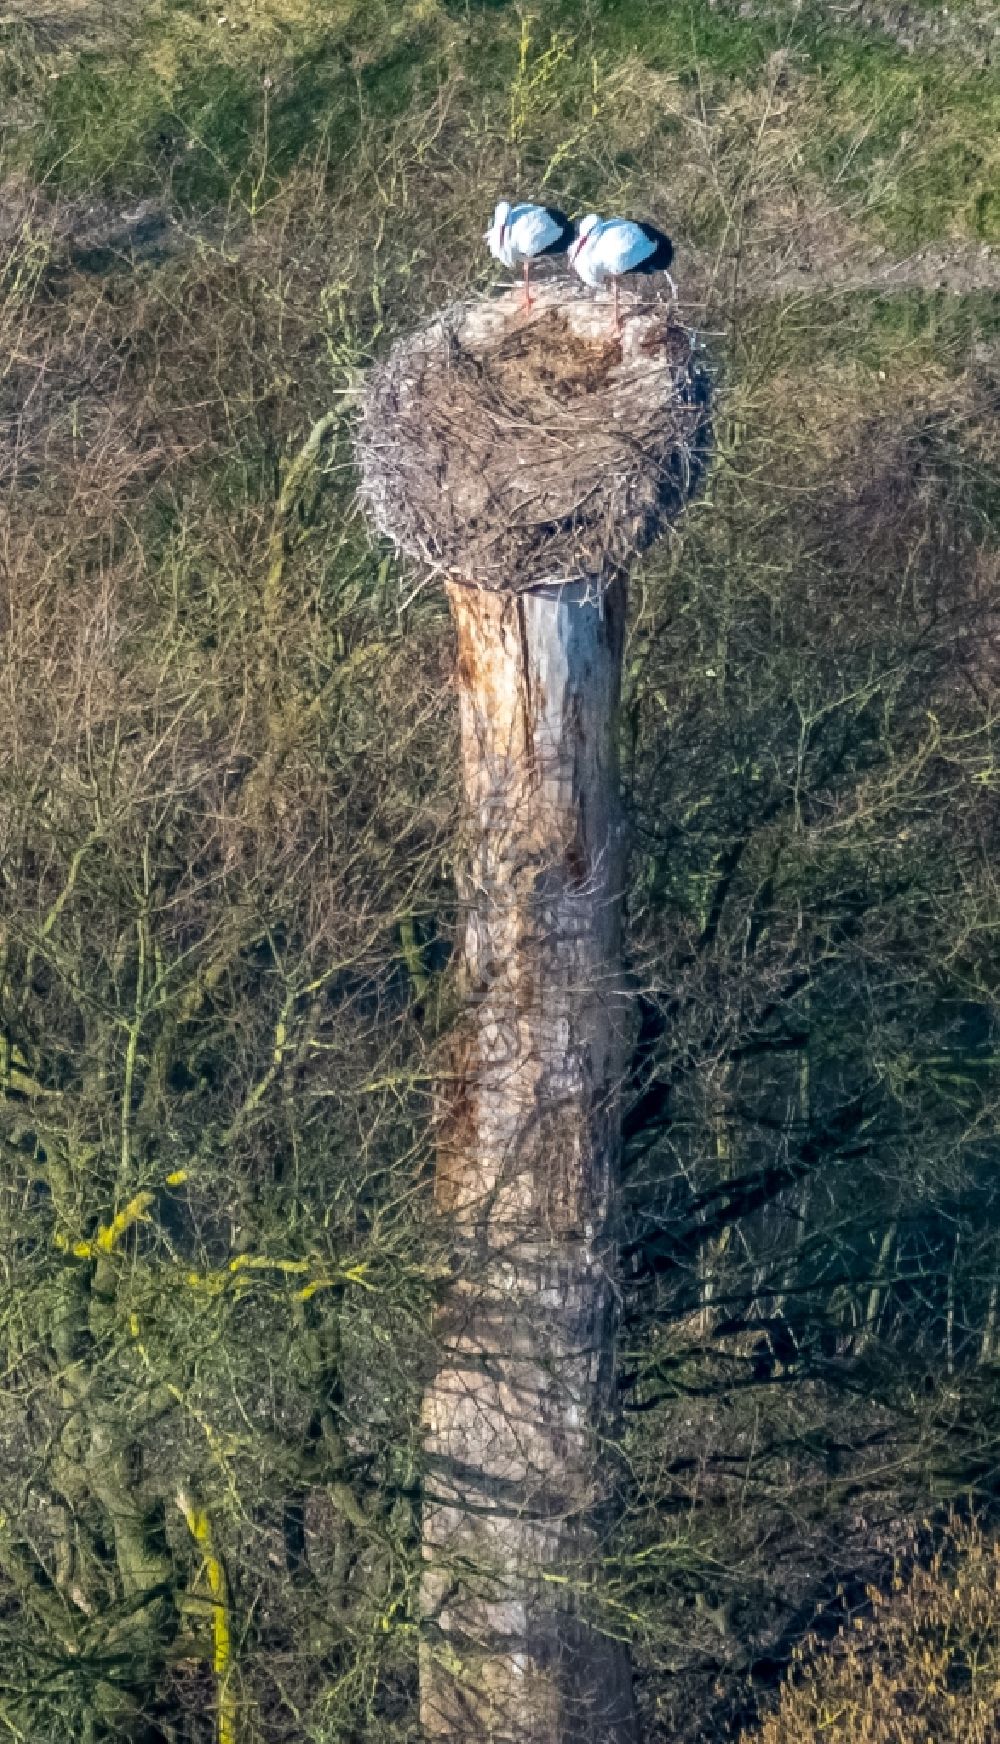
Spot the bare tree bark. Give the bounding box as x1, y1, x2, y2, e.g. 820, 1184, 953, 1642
420, 577, 639, 1743
355, 282, 707, 1742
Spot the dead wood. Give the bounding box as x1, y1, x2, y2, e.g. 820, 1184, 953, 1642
355, 280, 711, 596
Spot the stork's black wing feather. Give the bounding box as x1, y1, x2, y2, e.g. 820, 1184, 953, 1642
632, 221, 674, 275
536, 207, 574, 257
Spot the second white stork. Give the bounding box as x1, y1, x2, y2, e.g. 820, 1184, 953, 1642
484, 200, 574, 308
570, 215, 677, 332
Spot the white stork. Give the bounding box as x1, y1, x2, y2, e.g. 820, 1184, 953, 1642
484, 200, 574, 309
570, 215, 677, 332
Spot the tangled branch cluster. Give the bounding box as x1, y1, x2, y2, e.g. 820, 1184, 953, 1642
355, 281, 712, 595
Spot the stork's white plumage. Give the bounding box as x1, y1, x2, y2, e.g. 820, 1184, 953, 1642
571, 214, 677, 332
485, 200, 574, 308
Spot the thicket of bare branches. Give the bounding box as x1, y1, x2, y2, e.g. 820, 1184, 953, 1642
616, 305, 1000, 1738
1, 170, 460, 1741
1, 9, 999, 1741
759, 1517, 1000, 1744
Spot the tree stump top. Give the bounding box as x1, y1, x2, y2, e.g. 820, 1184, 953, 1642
355, 281, 711, 596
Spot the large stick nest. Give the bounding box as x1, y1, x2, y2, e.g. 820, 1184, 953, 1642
354, 281, 712, 595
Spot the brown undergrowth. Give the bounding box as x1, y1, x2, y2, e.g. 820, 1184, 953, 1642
755, 1518, 1000, 1744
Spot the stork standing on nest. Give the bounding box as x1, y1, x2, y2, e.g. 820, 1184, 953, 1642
570, 215, 677, 333
485, 200, 575, 309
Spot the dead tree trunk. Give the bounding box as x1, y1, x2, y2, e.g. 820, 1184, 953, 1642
420, 577, 636, 1741
355, 279, 711, 1744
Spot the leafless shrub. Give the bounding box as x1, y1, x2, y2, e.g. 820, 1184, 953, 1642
755, 1518, 1000, 1744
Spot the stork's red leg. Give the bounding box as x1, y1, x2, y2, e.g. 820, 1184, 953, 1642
613, 277, 621, 335
522, 260, 534, 310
